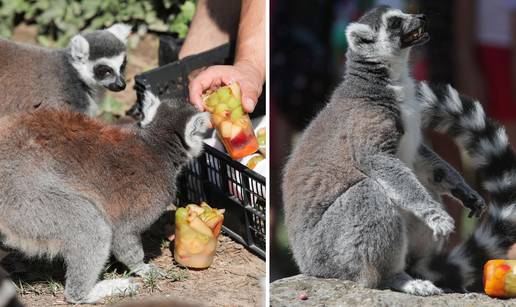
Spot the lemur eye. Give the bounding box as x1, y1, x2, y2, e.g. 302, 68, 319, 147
433, 169, 445, 183
94, 65, 113, 79
389, 17, 402, 29
358, 37, 374, 44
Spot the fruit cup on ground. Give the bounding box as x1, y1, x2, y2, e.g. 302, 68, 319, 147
484, 259, 516, 297
203, 83, 259, 159
174, 202, 225, 269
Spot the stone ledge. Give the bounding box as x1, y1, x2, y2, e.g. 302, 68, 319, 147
270, 274, 516, 306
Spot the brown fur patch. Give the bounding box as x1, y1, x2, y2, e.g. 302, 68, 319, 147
13, 108, 171, 224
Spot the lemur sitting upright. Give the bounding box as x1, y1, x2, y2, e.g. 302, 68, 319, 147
0, 23, 131, 117
0, 92, 210, 303
283, 6, 485, 296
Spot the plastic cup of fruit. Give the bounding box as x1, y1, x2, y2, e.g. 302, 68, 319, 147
484, 259, 516, 297
174, 227, 218, 269
203, 84, 259, 160
174, 204, 224, 269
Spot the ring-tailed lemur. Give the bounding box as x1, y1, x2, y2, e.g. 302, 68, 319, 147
412, 82, 516, 292
0, 92, 209, 303
0, 23, 131, 117
283, 6, 485, 296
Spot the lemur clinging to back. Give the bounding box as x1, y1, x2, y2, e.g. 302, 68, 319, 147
0, 23, 131, 117
410, 83, 516, 292
0, 91, 210, 303
283, 6, 486, 296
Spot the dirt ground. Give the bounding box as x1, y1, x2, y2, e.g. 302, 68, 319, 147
4, 26, 265, 307
1, 209, 265, 307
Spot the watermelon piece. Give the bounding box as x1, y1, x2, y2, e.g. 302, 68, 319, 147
230, 124, 243, 139
230, 131, 249, 148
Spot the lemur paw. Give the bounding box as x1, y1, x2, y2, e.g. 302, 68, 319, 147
69, 278, 140, 304
451, 186, 486, 218
400, 279, 444, 296
133, 263, 166, 278
424, 209, 455, 240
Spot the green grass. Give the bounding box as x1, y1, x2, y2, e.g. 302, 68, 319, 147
45, 278, 63, 296
165, 267, 189, 282
142, 270, 161, 293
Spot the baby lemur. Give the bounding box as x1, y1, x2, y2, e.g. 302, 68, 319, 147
0, 91, 209, 303
283, 6, 485, 296
0, 23, 131, 116
414, 83, 516, 292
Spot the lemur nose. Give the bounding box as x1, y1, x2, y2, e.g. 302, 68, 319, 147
416, 14, 426, 21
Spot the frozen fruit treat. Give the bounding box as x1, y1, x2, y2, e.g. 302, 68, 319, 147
203, 83, 259, 159
484, 259, 516, 297
174, 202, 225, 269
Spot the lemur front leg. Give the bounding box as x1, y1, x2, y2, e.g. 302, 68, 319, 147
414, 144, 486, 217
363, 154, 455, 240
360, 154, 455, 295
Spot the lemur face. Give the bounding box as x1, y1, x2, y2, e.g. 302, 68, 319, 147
345, 6, 429, 61
91, 53, 127, 91
138, 91, 210, 158
69, 23, 131, 92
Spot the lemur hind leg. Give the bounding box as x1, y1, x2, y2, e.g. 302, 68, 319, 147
62, 211, 139, 304
309, 179, 408, 288
111, 231, 166, 278
311, 176, 442, 295
386, 271, 443, 296
0, 185, 139, 304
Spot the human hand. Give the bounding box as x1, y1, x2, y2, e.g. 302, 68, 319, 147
188, 61, 264, 113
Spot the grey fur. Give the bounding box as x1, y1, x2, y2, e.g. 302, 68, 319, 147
0, 23, 130, 117
415, 145, 484, 215
82, 30, 126, 60
283, 6, 484, 296
0, 91, 209, 303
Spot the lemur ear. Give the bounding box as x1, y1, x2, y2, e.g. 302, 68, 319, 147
346, 23, 375, 51
140, 91, 162, 127
107, 23, 132, 44
185, 112, 210, 157
69, 35, 89, 62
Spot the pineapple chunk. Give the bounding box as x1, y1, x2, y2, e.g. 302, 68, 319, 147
220, 121, 233, 138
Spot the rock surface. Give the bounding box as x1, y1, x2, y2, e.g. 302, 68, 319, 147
270, 274, 516, 306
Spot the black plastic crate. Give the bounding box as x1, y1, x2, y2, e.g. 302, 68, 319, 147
133, 42, 266, 259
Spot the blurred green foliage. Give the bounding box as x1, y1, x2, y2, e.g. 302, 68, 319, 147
0, 0, 195, 47
99, 94, 125, 123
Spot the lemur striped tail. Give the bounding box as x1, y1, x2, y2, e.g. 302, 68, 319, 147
420, 82, 516, 205
418, 82, 516, 291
